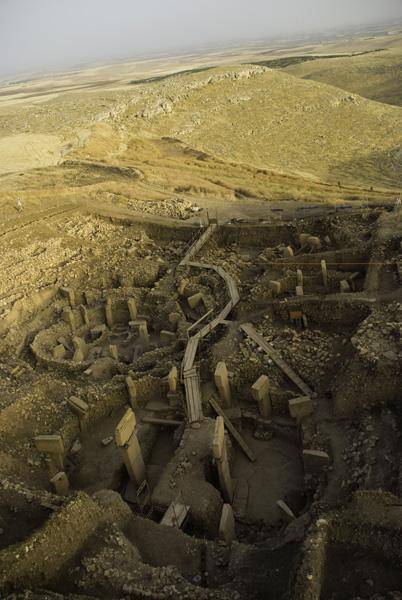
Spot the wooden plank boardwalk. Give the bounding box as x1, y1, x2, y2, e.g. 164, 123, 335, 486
179, 224, 242, 424
240, 322, 313, 397
179, 224, 218, 266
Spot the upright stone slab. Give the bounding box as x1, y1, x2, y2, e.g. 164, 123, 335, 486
115, 408, 146, 487
126, 376, 137, 408
105, 298, 115, 328
321, 260, 328, 288
61, 287, 77, 308
269, 281, 281, 296
213, 416, 234, 503
214, 362, 232, 408
168, 366, 178, 393
288, 396, 313, 421
178, 279, 188, 296
72, 337, 88, 360
219, 503, 236, 545
50, 471, 70, 496
34, 435, 65, 470
115, 408, 136, 446
138, 322, 149, 345
297, 269, 303, 287
251, 375, 271, 418
295, 286, 304, 297
63, 308, 76, 335
127, 298, 138, 320
67, 396, 89, 430
79, 304, 90, 327
109, 344, 119, 361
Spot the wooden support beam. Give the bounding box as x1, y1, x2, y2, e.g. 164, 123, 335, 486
240, 323, 313, 397
209, 395, 256, 463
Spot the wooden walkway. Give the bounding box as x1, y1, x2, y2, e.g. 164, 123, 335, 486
240, 323, 313, 397
179, 228, 241, 423
179, 224, 218, 266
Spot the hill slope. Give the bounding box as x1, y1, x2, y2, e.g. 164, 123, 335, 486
116, 65, 402, 189
282, 45, 402, 107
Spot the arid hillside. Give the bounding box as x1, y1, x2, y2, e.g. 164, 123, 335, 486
282, 43, 402, 107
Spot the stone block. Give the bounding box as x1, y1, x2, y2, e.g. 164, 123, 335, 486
288, 396, 313, 420
188, 292, 203, 309
340, 279, 351, 293
307, 236, 321, 250
115, 408, 136, 447
67, 396, 89, 417
295, 285, 304, 297
53, 344, 67, 360
50, 471, 69, 496
35, 434, 65, 456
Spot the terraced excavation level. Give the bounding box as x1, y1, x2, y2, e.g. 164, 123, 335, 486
0, 201, 401, 599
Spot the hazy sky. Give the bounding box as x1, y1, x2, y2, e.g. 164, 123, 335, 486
1, 0, 402, 77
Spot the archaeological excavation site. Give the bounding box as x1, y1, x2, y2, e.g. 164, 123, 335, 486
0, 199, 401, 600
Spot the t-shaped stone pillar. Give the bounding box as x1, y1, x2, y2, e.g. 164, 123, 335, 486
115, 408, 146, 488
212, 416, 234, 503
72, 336, 88, 362
67, 396, 89, 431
214, 362, 232, 408
251, 375, 271, 418
34, 434, 65, 471
130, 320, 150, 346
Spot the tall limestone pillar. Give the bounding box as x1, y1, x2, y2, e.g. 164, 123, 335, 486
115, 408, 146, 488
212, 416, 234, 503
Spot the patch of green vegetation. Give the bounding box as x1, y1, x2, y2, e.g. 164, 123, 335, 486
130, 66, 214, 85
251, 49, 384, 70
